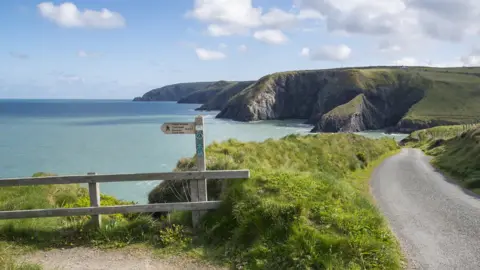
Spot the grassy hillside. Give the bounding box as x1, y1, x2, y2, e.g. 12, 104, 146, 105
149, 134, 403, 269
402, 124, 480, 194
178, 80, 239, 104
133, 82, 213, 101
197, 81, 255, 111
217, 66, 480, 133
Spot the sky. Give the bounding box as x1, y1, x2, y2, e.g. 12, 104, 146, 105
1, 0, 479, 99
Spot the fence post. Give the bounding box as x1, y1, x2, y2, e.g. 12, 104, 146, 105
191, 115, 207, 228
87, 172, 101, 228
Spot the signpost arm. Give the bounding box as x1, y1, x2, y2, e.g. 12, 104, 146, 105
191, 115, 207, 228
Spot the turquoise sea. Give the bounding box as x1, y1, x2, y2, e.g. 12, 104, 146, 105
0, 100, 407, 203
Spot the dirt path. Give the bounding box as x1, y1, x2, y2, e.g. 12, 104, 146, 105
371, 148, 480, 270
21, 246, 226, 270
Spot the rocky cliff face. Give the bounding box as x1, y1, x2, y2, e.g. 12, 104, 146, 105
217, 69, 432, 132
217, 71, 328, 121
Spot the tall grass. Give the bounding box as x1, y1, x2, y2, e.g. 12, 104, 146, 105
402, 125, 480, 194
150, 133, 403, 269
1, 134, 404, 269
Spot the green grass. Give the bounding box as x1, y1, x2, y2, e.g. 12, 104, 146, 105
0, 173, 210, 269
1, 134, 405, 269
323, 94, 365, 117
402, 124, 480, 194
150, 133, 404, 269
337, 68, 480, 126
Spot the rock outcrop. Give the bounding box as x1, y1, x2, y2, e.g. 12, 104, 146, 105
216, 68, 449, 132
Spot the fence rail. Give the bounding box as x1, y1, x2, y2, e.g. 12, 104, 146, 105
0, 201, 222, 220
0, 170, 249, 187
0, 170, 249, 226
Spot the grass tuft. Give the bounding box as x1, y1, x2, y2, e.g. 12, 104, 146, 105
402, 124, 480, 194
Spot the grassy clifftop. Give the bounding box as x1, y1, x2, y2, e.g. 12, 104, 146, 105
197, 81, 255, 111
217, 67, 480, 133
149, 134, 403, 269
402, 124, 480, 194
133, 80, 254, 107
133, 82, 214, 102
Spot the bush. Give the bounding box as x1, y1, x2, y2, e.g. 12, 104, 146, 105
157, 224, 191, 248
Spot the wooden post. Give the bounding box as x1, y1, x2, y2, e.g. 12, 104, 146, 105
87, 172, 101, 228
191, 115, 207, 228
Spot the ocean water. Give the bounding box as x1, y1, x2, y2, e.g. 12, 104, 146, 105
0, 100, 407, 203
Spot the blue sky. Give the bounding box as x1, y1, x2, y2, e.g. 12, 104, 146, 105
1, 0, 479, 99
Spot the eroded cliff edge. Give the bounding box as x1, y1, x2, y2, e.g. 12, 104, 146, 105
217, 68, 480, 133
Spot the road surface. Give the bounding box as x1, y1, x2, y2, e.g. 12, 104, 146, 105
371, 148, 480, 270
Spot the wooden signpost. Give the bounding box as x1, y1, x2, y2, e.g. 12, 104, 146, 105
160, 122, 195, 134
161, 115, 207, 227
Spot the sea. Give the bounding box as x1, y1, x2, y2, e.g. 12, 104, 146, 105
0, 99, 407, 203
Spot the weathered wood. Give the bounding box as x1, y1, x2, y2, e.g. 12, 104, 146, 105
88, 172, 101, 228
0, 170, 249, 187
0, 201, 222, 220
192, 115, 208, 228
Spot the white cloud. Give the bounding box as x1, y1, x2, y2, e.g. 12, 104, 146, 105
58, 74, 84, 83
296, 0, 480, 42
9, 52, 29, 60
392, 57, 419, 66
218, 43, 228, 49
78, 50, 88, 58
187, 0, 262, 36
303, 44, 352, 61
392, 57, 463, 67
207, 24, 247, 36
238, 44, 248, 52
37, 2, 125, 29
461, 48, 480, 66
195, 48, 226, 60
187, 0, 328, 37
300, 47, 310, 56
253, 29, 288, 45
261, 8, 297, 29
297, 9, 323, 20
77, 50, 101, 58
379, 40, 402, 52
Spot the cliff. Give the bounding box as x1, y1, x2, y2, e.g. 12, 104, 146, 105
217, 67, 480, 133
196, 81, 255, 111
133, 82, 213, 101
133, 81, 253, 110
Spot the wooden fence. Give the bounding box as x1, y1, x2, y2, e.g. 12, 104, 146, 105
0, 170, 249, 227
0, 115, 250, 228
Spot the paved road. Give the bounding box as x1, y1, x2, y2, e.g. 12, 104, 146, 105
371, 148, 480, 270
